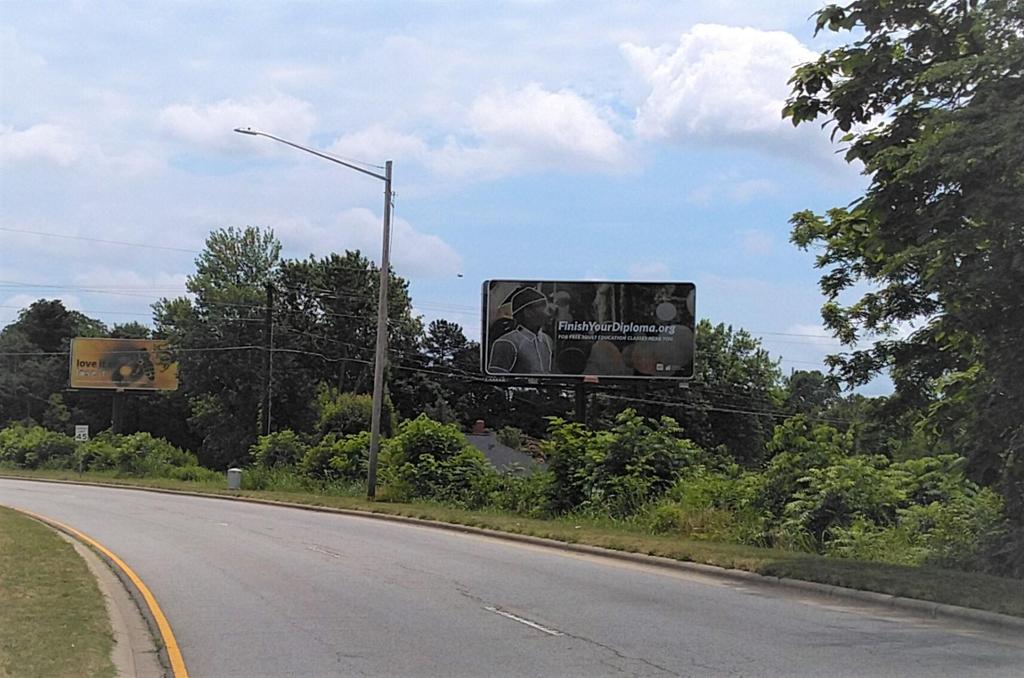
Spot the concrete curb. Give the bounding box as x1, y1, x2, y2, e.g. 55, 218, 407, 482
55, 530, 165, 678
4, 473, 1023, 633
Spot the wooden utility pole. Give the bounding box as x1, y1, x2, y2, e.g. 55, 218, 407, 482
260, 283, 274, 437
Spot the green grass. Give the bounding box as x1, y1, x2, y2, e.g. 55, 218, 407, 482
0, 506, 115, 678
4, 468, 1023, 619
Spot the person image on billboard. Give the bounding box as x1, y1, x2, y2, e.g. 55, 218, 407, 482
487, 287, 554, 374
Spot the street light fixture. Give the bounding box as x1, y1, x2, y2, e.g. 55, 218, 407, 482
234, 126, 392, 499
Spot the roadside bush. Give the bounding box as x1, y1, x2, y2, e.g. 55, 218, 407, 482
250, 430, 308, 469
542, 410, 704, 517
115, 432, 199, 476
75, 433, 123, 472
540, 418, 602, 514
483, 470, 553, 518
315, 386, 395, 437
656, 464, 768, 543
327, 432, 371, 483
0, 425, 200, 478
640, 500, 739, 540
0, 423, 76, 469
780, 455, 903, 547
297, 431, 371, 482
496, 426, 525, 450
240, 465, 309, 492
826, 488, 1006, 571
755, 416, 853, 520
382, 415, 493, 506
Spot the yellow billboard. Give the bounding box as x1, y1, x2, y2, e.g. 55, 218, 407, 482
70, 338, 179, 391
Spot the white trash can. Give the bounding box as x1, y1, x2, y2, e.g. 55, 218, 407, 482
227, 467, 242, 490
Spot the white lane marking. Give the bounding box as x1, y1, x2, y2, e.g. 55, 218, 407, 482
484, 606, 563, 636
216, 522, 229, 526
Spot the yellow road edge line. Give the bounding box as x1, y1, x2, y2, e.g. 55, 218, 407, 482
12, 507, 189, 678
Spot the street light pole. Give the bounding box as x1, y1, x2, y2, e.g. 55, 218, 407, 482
366, 159, 391, 498
234, 127, 392, 498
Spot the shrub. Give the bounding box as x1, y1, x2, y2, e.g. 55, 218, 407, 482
542, 410, 704, 517
540, 418, 601, 514
755, 416, 853, 519
327, 432, 371, 483
315, 386, 395, 437
240, 465, 309, 492
115, 432, 198, 476
75, 432, 125, 471
0, 423, 76, 469
496, 426, 524, 450
297, 431, 371, 482
382, 415, 493, 506
483, 470, 553, 518
780, 455, 904, 547
250, 430, 308, 468
643, 501, 686, 534
825, 488, 1007, 571
899, 490, 1007, 571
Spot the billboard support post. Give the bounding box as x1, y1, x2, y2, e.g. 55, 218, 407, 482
574, 384, 587, 425
111, 391, 125, 434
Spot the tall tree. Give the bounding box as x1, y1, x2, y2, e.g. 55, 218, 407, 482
154, 227, 281, 468
274, 250, 422, 426
0, 300, 106, 426
785, 0, 1024, 570
783, 370, 841, 416
422, 319, 468, 367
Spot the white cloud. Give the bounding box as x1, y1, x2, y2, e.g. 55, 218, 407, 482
325, 84, 629, 183
0, 123, 84, 166
158, 95, 316, 152
623, 24, 825, 158
328, 125, 431, 167
469, 84, 627, 168
0, 122, 162, 176
274, 208, 462, 279
2, 293, 82, 314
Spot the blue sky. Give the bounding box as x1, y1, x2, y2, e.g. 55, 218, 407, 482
0, 1, 889, 393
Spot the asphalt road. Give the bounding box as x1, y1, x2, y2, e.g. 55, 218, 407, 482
2, 478, 1021, 678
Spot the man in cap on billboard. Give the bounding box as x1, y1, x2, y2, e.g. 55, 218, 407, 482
488, 287, 553, 374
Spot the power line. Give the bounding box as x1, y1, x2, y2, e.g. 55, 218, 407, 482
594, 392, 852, 425
0, 227, 200, 253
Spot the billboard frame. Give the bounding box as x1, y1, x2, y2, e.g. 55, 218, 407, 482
68, 337, 179, 392
481, 278, 696, 382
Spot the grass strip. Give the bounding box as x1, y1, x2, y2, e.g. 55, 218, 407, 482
4, 468, 1023, 619
0, 505, 115, 678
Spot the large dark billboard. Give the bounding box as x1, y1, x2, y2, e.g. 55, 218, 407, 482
482, 280, 695, 380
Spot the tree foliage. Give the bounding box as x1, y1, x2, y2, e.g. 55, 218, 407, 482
784, 0, 1024, 555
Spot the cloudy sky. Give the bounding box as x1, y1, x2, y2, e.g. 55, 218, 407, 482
0, 0, 885, 392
